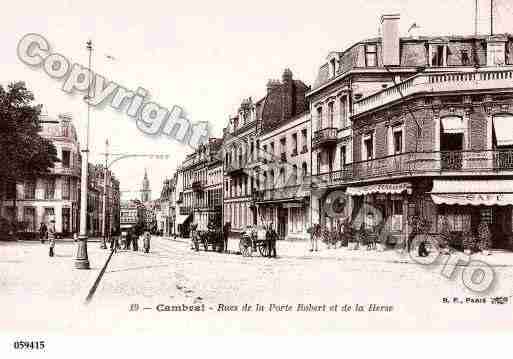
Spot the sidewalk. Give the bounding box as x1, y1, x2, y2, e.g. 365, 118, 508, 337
161, 235, 513, 267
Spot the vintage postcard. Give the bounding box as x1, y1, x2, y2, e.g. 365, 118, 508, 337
1, 0, 513, 356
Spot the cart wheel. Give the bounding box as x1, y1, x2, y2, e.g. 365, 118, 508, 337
239, 241, 251, 257
258, 243, 270, 257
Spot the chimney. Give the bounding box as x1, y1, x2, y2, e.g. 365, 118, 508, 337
381, 14, 400, 66
281, 68, 294, 120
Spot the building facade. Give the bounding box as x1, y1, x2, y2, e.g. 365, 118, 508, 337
310, 14, 513, 249
1, 113, 81, 236
255, 112, 311, 239
222, 69, 310, 237
175, 138, 223, 235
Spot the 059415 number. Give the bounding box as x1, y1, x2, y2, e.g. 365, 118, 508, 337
13, 340, 45, 350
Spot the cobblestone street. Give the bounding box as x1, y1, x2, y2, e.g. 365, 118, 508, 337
1, 237, 513, 334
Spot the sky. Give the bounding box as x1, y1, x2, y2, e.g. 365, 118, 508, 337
2, 0, 512, 200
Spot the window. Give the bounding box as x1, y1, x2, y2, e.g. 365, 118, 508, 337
327, 102, 334, 127
301, 129, 308, 152
302, 162, 308, 180
279, 168, 285, 187
62, 177, 71, 200
45, 178, 55, 200
24, 180, 36, 199
292, 165, 298, 185
23, 207, 36, 232
280, 138, 286, 154
340, 96, 348, 128
340, 146, 347, 168
363, 133, 374, 160
393, 127, 403, 154
316, 107, 323, 130
330, 58, 337, 78
365, 44, 377, 67
5, 181, 16, 200
430, 44, 446, 67
391, 200, 403, 232
270, 142, 275, 158
437, 209, 471, 232
44, 207, 55, 223
292, 133, 298, 154
461, 50, 470, 66
62, 150, 71, 168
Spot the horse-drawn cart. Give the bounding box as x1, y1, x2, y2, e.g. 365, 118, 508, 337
192, 227, 224, 252
239, 225, 277, 257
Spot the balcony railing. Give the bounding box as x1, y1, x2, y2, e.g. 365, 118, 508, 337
312, 127, 337, 148
354, 69, 513, 115
280, 153, 287, 162
253, 184, 309, 202
315, 150, 513, 186
179, 207, 192, 215
49, 165, 81, 177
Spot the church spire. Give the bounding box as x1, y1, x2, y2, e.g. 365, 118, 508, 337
141, 168, 151, 202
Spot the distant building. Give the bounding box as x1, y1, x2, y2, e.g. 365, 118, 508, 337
120, 199, 144, 234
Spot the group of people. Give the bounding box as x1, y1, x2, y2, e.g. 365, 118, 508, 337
113, 229, 151, 254
38, 221, 152, 257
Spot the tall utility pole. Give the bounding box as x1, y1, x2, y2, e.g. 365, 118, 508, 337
475, 0, 478, 35
100, 139, 109, 249
490, 0, 494, 35
75, 40, 93, 270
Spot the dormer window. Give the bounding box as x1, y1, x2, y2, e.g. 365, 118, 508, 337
429, 42, 448, 67
365, 44, 377, 67
330, 58, 337, 78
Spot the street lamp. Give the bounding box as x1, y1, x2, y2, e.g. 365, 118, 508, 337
100, 139, 109, 249
74, 39, 93, 270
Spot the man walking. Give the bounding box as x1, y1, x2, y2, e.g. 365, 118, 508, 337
48, 218, 56, 257
39, 222, 47, 244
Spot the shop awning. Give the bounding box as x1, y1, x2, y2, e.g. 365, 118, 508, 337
430, 179, 513, 206
441, 116, 464, 134
347, 182, 412, 196
176, 214, 191, 225
493, 115, 513, 146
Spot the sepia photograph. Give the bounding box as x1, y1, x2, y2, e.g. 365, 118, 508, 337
1, 0, 513, 356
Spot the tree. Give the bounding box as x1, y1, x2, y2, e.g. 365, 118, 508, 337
0, 82, 59, 224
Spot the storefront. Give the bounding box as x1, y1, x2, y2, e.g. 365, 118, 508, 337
345, 182, 412, 245
256, 199, 309, 240
430, 179, 513, 249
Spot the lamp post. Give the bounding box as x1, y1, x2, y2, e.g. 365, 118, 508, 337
100, 139, 109, 249
74, 39, 93, 270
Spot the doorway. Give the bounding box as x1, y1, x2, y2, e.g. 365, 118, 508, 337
277, 207, 288, 240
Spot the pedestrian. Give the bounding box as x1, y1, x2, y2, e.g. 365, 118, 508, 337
133, 231, 139, 251
39, 222, 47, 244
48, 218, 56, 257
223, 222, 231, 253
110, 229, 118, 252
143, 231, 151, 253
309, 223, 320, 252
266, 224, 277, 258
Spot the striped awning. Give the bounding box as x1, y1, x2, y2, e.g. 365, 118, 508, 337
347, 182, 412, 196
431, 179, 513, 206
